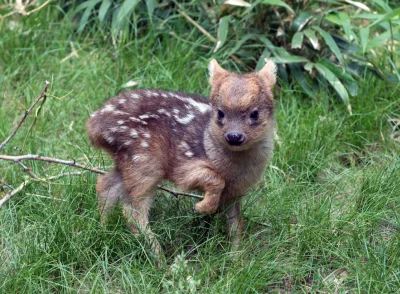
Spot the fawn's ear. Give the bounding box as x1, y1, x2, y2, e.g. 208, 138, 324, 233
209, 59, 227, 86
256, 59, 277, 88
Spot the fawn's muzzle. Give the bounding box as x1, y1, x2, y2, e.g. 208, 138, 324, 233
225, 132, 245, 146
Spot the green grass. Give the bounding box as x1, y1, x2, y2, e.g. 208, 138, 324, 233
1, 5, 400, 293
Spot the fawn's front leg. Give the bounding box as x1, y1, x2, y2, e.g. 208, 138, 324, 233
222, 197, 243, 251
173, 160, 225, 214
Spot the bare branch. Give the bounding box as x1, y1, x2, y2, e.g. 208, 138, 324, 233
158, 186, 204, 200
0, 154, 106, 175
14, 160, 39, 179
0, 154, 204, 202
0, 171, 85, 208
0, 81, 50, 151
0, 180, 29, 208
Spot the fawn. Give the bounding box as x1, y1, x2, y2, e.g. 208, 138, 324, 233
87, 59, 276, 256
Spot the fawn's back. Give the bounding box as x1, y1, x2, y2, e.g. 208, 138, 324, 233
87, 89, 212, 168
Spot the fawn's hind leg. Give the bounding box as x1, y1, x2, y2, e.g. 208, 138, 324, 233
118, 158, 164, 260
96, 168, 126, 224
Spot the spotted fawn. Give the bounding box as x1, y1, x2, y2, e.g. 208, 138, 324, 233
87, 59, 276, 256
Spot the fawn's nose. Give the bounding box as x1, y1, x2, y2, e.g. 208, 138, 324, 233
225, 132, 245, 146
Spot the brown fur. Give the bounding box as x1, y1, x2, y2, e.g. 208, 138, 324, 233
87, 59, 276, 257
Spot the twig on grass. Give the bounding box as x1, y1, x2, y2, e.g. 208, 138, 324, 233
157, 186, 204, 200
0, 81, 50, 151
0, 154, 107, 175
0, 172, 85, 208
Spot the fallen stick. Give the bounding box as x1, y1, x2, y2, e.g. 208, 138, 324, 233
0, 81, 50, 151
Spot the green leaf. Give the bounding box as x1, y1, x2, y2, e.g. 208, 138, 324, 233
353, 13, 381, 20
77, 0, 102, 33
368, 7, 400, 28
304, 29, 319, 50
261, 0, 294, 14
291, 12, 313, 32
214, 16, 231, 52
372, 0, 392, 13
269, 55, 309, 64
319, 59, 359, 96
313, 62, 350, 105
291, 32, 304, 49
146, 0, 156, 16
359, 27, 369, 54
338, 12, 351, 40
117, 0, 139, 25
312, 26, 345, 66
288, 63, 317, 98
99, 0, 112, 23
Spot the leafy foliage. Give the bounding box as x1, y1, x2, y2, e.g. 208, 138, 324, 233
64, 0, 400, 109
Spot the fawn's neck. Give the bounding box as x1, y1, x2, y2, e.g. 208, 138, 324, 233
204, 125, 273, 171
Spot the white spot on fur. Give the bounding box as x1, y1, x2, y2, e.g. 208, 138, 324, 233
173, 108, 180, 114
149, 114, 159, 119
101, 104, 115, 113
119, 99, 126, 104
124, 140, 132, 146
132, 155, 140, 162
114, 110, 129, 115
105, 134, 114, 144
143, 132, 151, 138
139, 114, 150, 120
117, 120, 125, 125
186, 98, 211, 113
175, 96, 211, 113
178, 141, 190, 150
140, 121, 148, 125
152, 92, 160, 97
130, 117, 141, 123
141, 141, 149, 148
90, 111, 97, 117
185, 151, 194, 158
109, 127, 118, 132
174, 112, 195, 125
130, 93, 140, 99
161, 93, 168, 98
157, 108, 171, 117
120, 126, 128, 130
130, 129, 138, 138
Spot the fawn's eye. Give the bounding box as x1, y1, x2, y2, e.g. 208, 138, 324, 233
217, 110, 225, 120
250, 110, 259, 120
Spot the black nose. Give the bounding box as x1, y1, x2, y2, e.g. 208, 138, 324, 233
225, 132, 244, 146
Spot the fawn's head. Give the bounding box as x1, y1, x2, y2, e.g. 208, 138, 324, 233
208, 59, 276, 151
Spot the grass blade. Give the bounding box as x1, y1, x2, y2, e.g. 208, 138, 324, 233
117, 0, 139, 25
261, 0, 294, 14
368, 7, 400, 27
98, 0, 112, 23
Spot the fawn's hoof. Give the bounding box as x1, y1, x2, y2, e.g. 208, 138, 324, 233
194, 201, 218, 215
